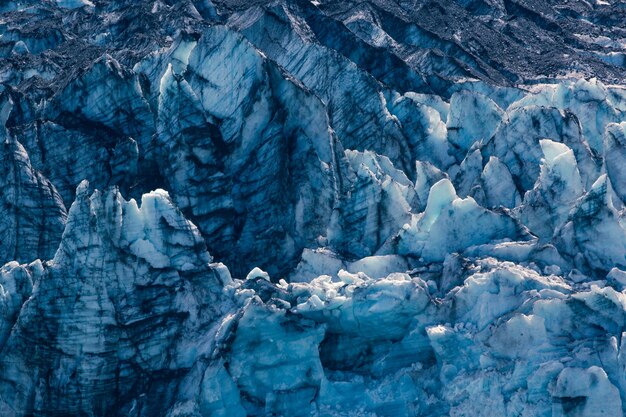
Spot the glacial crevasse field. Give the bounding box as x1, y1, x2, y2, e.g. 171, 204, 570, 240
0, 0, 626, 416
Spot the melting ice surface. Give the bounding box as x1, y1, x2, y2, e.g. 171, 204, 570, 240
0, 1, 625, 416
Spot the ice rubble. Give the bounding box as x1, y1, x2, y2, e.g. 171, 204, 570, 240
0, 2, 625, 414
0, 176, 623, 416
0, 69, 625, 416
177, 75, 626, 417
2, 70, 626, 415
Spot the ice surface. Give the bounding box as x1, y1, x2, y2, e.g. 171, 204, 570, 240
395, 178, 524, 261
0, 2, 625, 415
556, 174, 626, 272
518, 140, 584, 240
446, 91, 504, 157
56, 0, 94, 9
481, 156, 521, 208
604, 122, 626, 203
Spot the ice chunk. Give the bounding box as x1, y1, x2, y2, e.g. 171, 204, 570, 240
453, 148, 483, 198
414, 160, 448, 211
0, 262, 35, 347
447, 91, 504, 156
607, 268, 626, 290
289, 248, 345, 283
421, 178, 457, 231
56, 0, 94, 9
511, 79, 623, 155
556, 174, 626, 272
0, 185, 227, 416
518, 140, 584, 240
347, 255, 409, 279
397, 179, 524, 261
245, 267, 270, 282
197, 362, 247, 417
488, 314, 550, 360
391, 94, 454, 169
553, 367, 622, 417
604, 122, 626, 203
453, 261, 570, 330
480, 156, 521, 208
0, 138, 67, 265
489, 105, 598, 192
328, 150, 417, 257
227, 302, 325, 415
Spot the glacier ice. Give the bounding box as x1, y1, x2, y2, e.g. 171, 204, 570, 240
0, 137, 67, 265
604, 122, 626, 203
0, 183, 228, 416
518, 140, 584, 241
480, 156, 521, 209
327, 150, 416, 258
556, 174, 626, 272
0, 1, 626, 416
446, 90, 504, 158
394, 178, 525, 262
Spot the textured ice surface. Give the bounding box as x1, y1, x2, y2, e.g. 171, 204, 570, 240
0, 0, 625, 416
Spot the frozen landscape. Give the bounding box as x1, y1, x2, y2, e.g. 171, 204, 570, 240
0, 0, 626, 416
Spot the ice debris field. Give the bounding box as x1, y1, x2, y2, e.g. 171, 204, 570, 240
0, 1, 626, 416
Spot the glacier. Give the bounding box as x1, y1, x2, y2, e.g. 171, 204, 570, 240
0, 0, 625, 416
